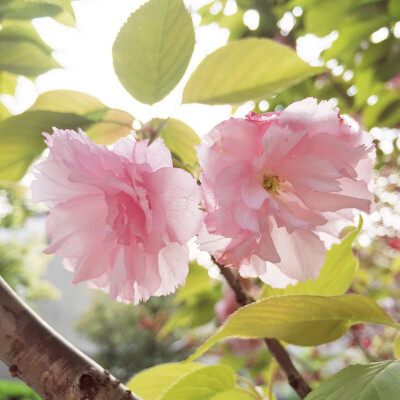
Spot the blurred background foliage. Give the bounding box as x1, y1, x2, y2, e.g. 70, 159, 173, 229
0, 0, 400, 399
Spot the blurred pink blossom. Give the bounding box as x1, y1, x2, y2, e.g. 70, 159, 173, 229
387, 72, 400, 91
197, 98, 375, 287
33, 129, 203, 303
215, 289, 263, 355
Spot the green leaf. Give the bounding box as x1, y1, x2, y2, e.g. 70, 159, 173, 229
395, 335, 400, 358
0, 36, 60, 76
210, 391, 257, 400
113, 0, 195, 104
0, 110, 91, 181
30, 90, 134, 145
0, 0, 62, 21
174, 262, 212, 303
261, 218, 362, 297
0, 20, 53, 54
0, 71, 18, 95
187, 294, 400, 361
182, 38, 321, 105
0, 380, 41, 399
0, 90, 134, 181
0, 102, 11, 120
127, 362, 204, 400
160, 365, 236, 400
322, 13, 389, 61
148, 118, 200, 166
306, 359, 400, 400
27, 0, 75, 20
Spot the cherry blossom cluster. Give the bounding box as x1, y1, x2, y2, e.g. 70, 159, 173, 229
33, 98, 375, 303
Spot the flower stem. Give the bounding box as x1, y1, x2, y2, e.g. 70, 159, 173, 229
0, 276, 141, 400
212, 258, 312, 399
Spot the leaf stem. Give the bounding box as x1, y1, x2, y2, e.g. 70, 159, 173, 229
212, 257, 312, 399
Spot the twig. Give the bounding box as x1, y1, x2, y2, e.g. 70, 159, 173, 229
0, 276, 141, 400
212, 258, 312, 399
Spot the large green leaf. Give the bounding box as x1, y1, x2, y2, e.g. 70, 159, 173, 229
30, 90, 134, 145
306, 359, 400, 400
261, 218, 362, 297
160, 365, 236, 400
187, 294, 400, 361
127, 363, 204, 400
182, 38, 321, 105
113, 0, 194, 104
0, 110, 91, 181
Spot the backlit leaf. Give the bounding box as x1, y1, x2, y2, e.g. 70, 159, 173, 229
113, 0, 194, 104
188, 294, 400, 361
182, 38, 321, 105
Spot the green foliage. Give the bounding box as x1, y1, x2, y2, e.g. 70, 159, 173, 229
0, 380, 41, 400
112, 0, 194, 105
183, 38, 321, 105
0, 90, 134, 181
197, 0, 277, 40
158, 262, 222, 338
128, 363, 260, 400
261, 218, 362, 297
188, 294, 399, 361
0, 238, 58, 301
306, 359, 400, 400
76, 293, 193, 382
0, 183, 33, 228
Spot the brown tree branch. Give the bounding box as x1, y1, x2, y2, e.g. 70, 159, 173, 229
0, 276, 141, 400
212, 258, 312, 399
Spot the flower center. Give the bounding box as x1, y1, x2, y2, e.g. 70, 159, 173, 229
262, 175, 281, 194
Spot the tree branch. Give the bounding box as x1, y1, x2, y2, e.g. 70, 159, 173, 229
0, 276, 141, 400
212, 258, 312, 399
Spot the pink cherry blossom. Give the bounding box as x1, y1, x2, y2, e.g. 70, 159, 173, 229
197, 98, 375, 287
32, 128, 203, 303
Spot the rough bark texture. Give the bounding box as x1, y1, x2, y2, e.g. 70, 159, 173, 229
0, 276, 141, 400
212, 258, 312, 399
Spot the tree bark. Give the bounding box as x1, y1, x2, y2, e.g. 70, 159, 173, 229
0, 276, 141, 400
